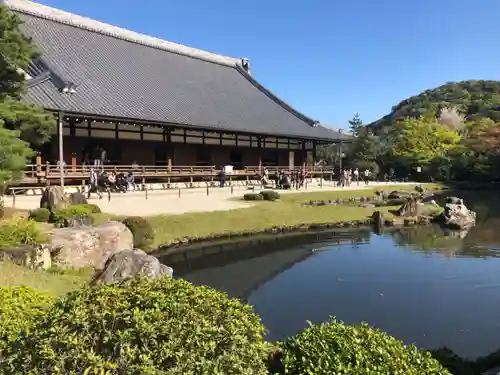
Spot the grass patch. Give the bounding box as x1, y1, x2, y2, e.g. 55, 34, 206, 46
0, 262, 90, 297
148, 184, 442, 247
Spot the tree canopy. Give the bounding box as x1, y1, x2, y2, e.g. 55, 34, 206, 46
0, 5, 54, 186
339, 80, 500, 182
368, 80, 500, 133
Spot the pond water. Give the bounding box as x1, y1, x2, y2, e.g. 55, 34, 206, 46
160, 191, 500, 359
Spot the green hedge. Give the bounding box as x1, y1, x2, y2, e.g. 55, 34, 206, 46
244, 193, 264, 201
0, 286, 54, 358
0, 218, 47, 248
121, 216, 155, 249
259, 190, 280, 201
51, 204, 95, 226
279, 317, 451, 375
79, 203, 102, 214
28, 208, 51, 223
2, 277, 269, 374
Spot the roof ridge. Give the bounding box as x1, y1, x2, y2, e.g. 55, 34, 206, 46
3, 0, 242, 67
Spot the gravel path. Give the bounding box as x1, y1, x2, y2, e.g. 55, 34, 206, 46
3, 182, 415, 216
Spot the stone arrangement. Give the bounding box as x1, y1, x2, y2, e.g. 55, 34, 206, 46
302, 196, 377, 207
91, 248, 174, 285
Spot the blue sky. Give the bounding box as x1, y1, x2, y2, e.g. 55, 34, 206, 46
39, 0, 500, 129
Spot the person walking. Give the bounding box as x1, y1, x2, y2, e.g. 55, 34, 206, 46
354, 168, 360, 186
363, 169, 371, 185
219, 166, 226, 188
87, 168, 103, 199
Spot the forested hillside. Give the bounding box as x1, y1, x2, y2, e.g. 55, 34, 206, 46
368, 80, 500, 133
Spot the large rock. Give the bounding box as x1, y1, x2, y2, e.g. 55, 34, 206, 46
91, 249, 173, 285
68, 192, 88, 205
387, 190, 409, 200
40, 186, 71, 212
0, 244, 52, 270
48, 221, 133, 269
438, 200, 476, 229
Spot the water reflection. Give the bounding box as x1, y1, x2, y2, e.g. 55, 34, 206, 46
165, 191, 500, 359
391, 225, 500, 258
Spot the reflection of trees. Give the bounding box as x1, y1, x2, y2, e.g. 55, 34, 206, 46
391, 225, 500, 259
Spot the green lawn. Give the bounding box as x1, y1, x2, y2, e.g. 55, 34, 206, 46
0, 261, 90, 297
148, 183, 443, 247
0, 183, 442, 296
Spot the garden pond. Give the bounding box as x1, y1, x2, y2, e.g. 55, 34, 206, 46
159, 191, 500, 359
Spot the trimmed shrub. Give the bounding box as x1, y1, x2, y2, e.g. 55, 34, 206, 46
260, 190, 280, 201
280, 317, 452, 375
0, 286, 54, 358
28, 207, 50, 222
51, 204, 94, 226
121, 216, 154, 249
244, 193, 264, 201
79, 203, 102, 214
3, 277, 269, 374
0, 218, 47, 248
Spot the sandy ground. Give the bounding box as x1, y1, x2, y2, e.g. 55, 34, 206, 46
3, 182, 415, 216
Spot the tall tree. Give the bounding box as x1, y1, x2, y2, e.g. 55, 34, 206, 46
0, 5, 54, 185
348, 112, 363, 136
392, 116, 461, 166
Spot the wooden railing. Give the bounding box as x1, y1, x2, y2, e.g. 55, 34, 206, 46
18, 163, 335, 185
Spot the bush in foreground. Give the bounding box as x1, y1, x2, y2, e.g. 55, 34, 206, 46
0, 286, 54, 358
2, 277, 269, 374
51, 204, 93, 222
121, 216, 155, 249
244, 193, 264, 201
0, 217, 46, 248
79, 203, 102, 214
259, 190, 280, 201
279, 317, 451, 375
28, 207, 50, 222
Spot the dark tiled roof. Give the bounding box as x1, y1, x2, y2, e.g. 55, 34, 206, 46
5, 0, 346, 141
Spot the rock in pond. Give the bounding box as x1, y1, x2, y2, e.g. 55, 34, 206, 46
91, 249, 173, 285
438, 199, 476, 229
48, 221, 133, 269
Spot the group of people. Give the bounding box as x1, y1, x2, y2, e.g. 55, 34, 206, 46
87, 168, 136, 199
82, 145, 108, 170
338, 168, 371, 187
259, 168, 308, 190
256, 167, 373, 190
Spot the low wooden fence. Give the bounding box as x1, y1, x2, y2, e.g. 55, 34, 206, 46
17, 163, 335, 187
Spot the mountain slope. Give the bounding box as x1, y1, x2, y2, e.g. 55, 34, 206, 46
368, 80, 500, 132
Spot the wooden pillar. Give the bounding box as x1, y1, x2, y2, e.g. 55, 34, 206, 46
167, 156, 172, 172
312, 140, 317, 167
71, 153, 77, 173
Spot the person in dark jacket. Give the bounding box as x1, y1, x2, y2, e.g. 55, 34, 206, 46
219, 166, 226, 188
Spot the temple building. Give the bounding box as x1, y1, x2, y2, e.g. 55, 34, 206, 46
5, 0, 350, 170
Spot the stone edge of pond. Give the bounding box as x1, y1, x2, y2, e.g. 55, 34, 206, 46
154, 215, 435, 254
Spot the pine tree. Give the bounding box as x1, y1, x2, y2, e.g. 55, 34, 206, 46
348, 112, 363, 136
0, 5, 54, 185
